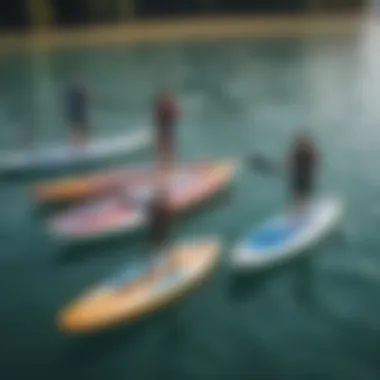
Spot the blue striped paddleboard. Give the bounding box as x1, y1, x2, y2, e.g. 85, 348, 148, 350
231, 197, 343, 270
0, 128, 151, 175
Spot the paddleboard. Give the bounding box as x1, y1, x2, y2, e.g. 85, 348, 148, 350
34, 161, 235, 205
0, 129, 151, 174
231, 197, 343, 269
57, 239, 221, 334
48, 162, 236, 243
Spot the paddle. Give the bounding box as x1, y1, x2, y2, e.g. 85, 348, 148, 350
248, 154, 281, 176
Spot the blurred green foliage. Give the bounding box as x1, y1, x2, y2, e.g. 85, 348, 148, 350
86, 0, 134, 21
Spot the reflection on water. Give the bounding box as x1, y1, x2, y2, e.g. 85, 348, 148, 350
293, 256, 314, 306
228, 251, 316, 304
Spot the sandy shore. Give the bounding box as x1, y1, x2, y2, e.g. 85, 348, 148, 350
0, 14, 367, 54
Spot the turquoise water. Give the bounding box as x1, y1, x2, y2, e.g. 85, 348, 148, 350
2, 29, 380, 380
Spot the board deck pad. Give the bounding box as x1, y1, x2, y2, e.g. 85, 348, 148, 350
153, 270, 187, 295
249, 220, 300, 249
107, 255, 166, 289
248, 213, 310, 250
107, 261, 153, 289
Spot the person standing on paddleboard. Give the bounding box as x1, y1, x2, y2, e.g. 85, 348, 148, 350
67, 82, 89, 147
145, 91, 179, 281
289, 132, 318, 207
154, 90, 178, 169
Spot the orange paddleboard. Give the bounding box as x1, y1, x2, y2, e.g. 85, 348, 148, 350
57, 239, 221, 334
34, 162, 235, 204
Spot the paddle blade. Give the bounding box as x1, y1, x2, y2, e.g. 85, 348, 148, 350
248, 155, 278, 175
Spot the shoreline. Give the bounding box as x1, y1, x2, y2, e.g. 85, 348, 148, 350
0, 14, 366, 54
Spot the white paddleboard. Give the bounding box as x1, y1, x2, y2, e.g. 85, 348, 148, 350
231, 197, 343, 269
0, 129, 151, 174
